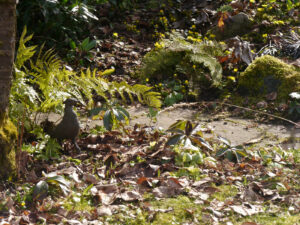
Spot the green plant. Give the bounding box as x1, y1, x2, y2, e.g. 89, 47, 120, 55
67, 37, 97, 66
89, 102, 130, 131
173, 144, 204, 167
10, 28, 161, 138
147, 107, 159, 124
138, 31, 224, 100
17, 0, 98, 52
216, 136, 247, 163
165, 120, 213, 152
22, 134, 61, 161
32, 173, 71, 203
109, 0, 137, 12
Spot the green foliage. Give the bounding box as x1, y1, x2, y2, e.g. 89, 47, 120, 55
22, 134, 61, 161
138, 32, 224, 99
32, 180, 49, 202
32, 172, 71, 204
173, 144, 204, 167
67, 37, 97, 66
217, 4, 233, 13
69, 69, 161, 109
10, 28, 161, 138
89, 103, 130, 131
165, 120, 213, 152
147, 107, 159, 124
109, 0, 137, 11
44, 173, 71, 196
17, 0, 98, 51
216, 136, 247, 163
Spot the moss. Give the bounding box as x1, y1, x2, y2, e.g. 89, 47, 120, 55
0, 117, 17, 179
210, 184, 238, 201
150, 196, 204, 225
238, 55, 300, 102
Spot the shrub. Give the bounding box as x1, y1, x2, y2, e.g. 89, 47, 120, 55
137, 31, 224, 99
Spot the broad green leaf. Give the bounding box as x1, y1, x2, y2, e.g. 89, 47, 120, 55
167, 120, 187, 132
218, 136, 231, 146
32, 180, 49, 201
69, 40, 76, 50
190, 136, 213, 151
113, 108, 125, 121
103, 110, 113, 131
225, 150, 235, 162
89, 106, 105, 117
46, 175, 70, 187
116, 106, 130, 119
235, 149, 247, 157
216, 147, 229, 157
166, 134, 185, 146
81, 37, 90, 49
46, 175, 71, 195
85, 40, 96, 51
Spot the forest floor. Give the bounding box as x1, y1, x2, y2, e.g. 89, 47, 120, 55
1, 0, 300, 224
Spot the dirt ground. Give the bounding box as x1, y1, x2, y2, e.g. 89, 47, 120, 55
76, 105, 300, 150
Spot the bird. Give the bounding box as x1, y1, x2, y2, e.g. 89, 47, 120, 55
43, 98, 81, 152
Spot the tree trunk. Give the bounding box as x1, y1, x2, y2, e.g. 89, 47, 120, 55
0, 0, 17, 179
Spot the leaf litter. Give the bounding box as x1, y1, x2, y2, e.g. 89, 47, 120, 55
1, 116, 299, 224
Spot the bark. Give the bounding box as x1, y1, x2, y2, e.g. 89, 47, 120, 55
0, 0, 17, 179
0, 1, 16, 123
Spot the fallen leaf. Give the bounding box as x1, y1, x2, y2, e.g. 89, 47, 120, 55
230, 203, 262, 216
97, 206, 112, 216
153, 186, 183, 198
83, 173, 98, 184
120, 190, 142, 202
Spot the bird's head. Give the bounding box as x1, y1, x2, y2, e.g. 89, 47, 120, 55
63, 98, 80, 107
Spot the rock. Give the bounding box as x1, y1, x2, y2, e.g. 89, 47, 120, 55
210, 13, 253, 40
238, 55, 300, 102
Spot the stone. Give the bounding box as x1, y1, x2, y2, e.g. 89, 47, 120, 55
210, 13, 253, 40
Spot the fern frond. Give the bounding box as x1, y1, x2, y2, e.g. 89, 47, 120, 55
189, 53, 222, 86
131, 84, 162, 108
137, 31, 224, 98
15, 27, 37, 69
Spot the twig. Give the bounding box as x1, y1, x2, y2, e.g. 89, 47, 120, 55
212, 101, 298, 127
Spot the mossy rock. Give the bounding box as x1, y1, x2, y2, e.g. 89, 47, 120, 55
0, 118, 17, 179
238, 55, 300, 101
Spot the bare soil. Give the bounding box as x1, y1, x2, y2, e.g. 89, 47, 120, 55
81, 105, 300, 150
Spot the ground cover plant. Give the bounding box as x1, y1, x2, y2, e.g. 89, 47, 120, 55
0, 0, 300, 224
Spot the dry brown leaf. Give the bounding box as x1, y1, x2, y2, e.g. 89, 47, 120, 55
97, 206, 112, 216
82, 173, 98, 184
230, 203, 262, 216
120, 190, 142, 202
153, 186, 183, 198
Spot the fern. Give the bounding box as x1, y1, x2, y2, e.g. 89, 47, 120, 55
11, 27, 161, 124
15, 27, 37, 69
138, 31, 224, 96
